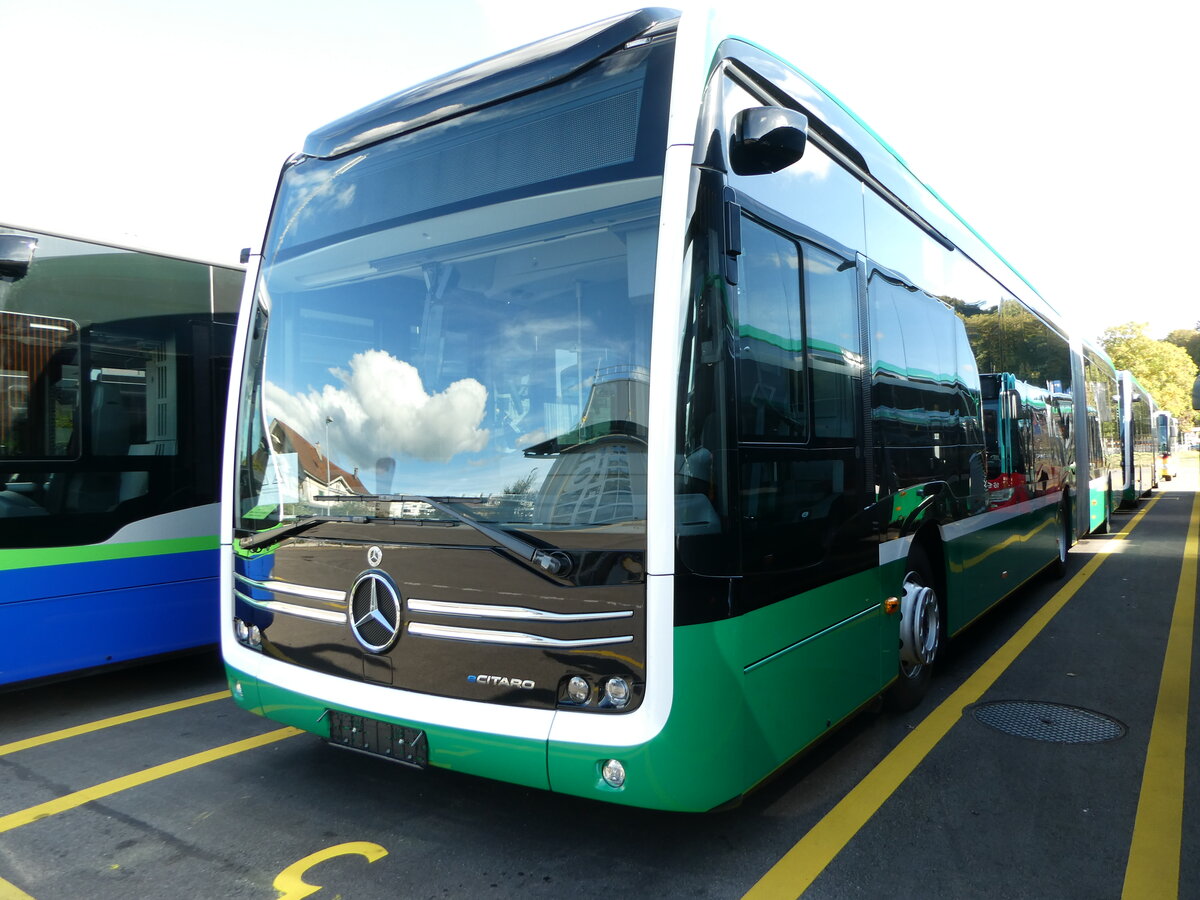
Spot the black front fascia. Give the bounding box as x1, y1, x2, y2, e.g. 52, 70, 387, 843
234, 521, 645, 711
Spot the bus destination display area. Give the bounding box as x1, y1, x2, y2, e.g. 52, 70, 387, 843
1, 472, 1197, 898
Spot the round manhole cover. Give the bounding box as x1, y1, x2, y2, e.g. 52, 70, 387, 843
970, 700, 1126, 743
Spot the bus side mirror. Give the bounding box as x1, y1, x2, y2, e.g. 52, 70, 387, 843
1192, 374, 1200, 410
0, 234, 37, 281
729, 107, 808, 176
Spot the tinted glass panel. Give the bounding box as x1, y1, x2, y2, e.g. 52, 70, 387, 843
0, 227, 238, 546
724, 75, 866, 252
735, 218, 805, 441
805, 243, 860, 440
869, 269, 983, 505
0, 310, 80, 460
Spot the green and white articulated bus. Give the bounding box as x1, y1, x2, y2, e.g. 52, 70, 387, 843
224, 8, 1091, 811
1078, 339, 1122, 533
1117, 369, 1158, 507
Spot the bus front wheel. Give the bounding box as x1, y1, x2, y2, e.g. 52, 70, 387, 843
886, 545, 941, 712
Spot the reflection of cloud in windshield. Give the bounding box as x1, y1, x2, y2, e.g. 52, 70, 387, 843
265, 349, 489, 466
270, 157, 363, 254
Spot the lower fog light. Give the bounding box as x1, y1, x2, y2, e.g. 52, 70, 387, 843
601, 758, 626, 789
234, 619, 249, 642
248, 625, 262, 647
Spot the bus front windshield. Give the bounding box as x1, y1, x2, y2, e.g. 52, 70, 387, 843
235, 40, 671, 540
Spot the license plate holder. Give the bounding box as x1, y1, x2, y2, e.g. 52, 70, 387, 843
326, 711, 428, 769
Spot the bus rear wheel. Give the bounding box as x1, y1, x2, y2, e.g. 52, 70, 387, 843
886, 545, 941, 711
1048, 500, 1070, 579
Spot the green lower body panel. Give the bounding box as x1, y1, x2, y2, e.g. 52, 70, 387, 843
1088, 478, 1112, 531
548, 570, 892, 811
228, 583, 893, 811
546, 622, 751, 811
945, 502, 1058, 633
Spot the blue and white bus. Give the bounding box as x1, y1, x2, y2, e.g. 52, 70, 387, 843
0, 225, 242, 686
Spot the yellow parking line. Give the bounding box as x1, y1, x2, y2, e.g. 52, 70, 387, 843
0, 690, 231, 757
0, 727, 301, 835
0, 876, 36, 900
1122, 490, 1199, 898
743, 499, 1159, 899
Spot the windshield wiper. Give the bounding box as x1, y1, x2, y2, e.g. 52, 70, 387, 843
238, 514, 369, 551
314, 493, 572, 576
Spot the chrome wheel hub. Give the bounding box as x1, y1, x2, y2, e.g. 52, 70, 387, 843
899, 573, 939, 671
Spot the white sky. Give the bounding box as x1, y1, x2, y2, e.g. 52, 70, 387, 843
4, 0, 1197, 342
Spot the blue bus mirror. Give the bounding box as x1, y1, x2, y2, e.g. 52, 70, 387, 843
729, 107, 808, 176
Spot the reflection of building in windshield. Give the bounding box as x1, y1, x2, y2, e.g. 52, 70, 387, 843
525, 366, 648, 527
580, 365, 649, 432
269, 419, 367, 501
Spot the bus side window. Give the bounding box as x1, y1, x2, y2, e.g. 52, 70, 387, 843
869, 270, 983, 505
804, 242, 860, 441
733, 217, 806, 442
736, 225, 865, 574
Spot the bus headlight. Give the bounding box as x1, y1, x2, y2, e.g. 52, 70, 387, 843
234, 618, 263, 650
566, 675, 591, 704
602, 676, 630, 709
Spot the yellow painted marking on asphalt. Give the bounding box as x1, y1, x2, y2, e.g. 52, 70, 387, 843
273, 841, 388, 899
743, 498, 1159, 899
0, 691, 230, 757
1122, 490, 1199, 899
0, 876, 36, 900
0, 727, 301, 835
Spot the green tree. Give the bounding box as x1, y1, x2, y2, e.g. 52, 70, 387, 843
1165, 326, 1200, 371
1102, 321, 1198, 426
503, 468, 538, 495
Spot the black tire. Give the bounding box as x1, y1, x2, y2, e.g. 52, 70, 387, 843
1047, 499, 1070, 579
885, 544, 942, 712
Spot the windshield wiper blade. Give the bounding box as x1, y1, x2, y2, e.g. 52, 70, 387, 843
238, 514, 369, 551
314, 493, 572, 576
